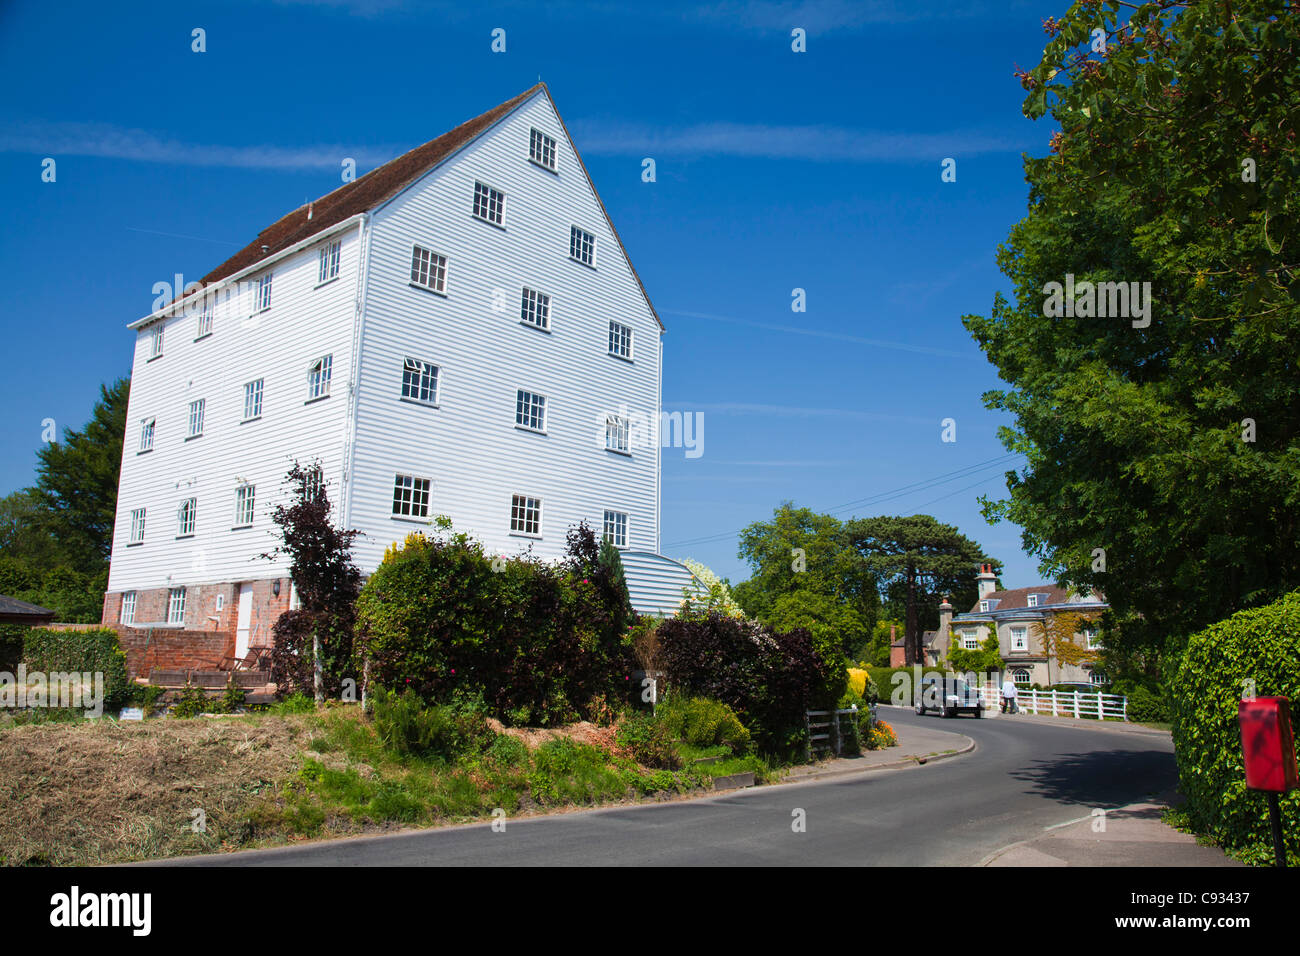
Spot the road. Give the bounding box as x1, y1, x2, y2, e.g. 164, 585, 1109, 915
167, 708, 1186, 866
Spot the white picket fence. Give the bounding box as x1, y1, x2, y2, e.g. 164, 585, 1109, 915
975, 685, 1128, 721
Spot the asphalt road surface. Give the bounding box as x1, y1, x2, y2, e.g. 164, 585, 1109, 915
168, 709, 1181, 866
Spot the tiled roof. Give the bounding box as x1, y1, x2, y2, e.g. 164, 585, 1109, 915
965, 585, 1106, 614
162, 83, 662, 329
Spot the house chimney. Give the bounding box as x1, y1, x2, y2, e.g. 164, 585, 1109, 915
977, 563, 998, 599
937, 595, 954, 657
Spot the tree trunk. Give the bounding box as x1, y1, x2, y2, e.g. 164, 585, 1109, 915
313, 630, 324, 705
905, 563, 919, 665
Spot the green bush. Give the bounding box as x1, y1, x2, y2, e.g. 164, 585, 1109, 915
0, 622, 24, 673
169, 683, 209, 719
20, 627, 131, 711
657, 696, 752, 754
356, 523, 635, 726
1124, 686, 1171, 723
866, 666, 950, 705
370, 687, 496, 762
1169, 591, 1300, 865
615, 711, 681, 769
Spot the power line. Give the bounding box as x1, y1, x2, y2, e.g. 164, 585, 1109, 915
664, 452, 1022, 550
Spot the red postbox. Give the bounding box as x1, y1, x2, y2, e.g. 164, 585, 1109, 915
1239, 697, 1299, 792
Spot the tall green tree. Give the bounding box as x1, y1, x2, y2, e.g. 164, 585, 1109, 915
735, 503, 878, 653
31, 377, 130, 574
845, 515, 996, 665
964, 1, 1300, 656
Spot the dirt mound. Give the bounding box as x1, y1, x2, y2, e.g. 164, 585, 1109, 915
487, 718, 623, 756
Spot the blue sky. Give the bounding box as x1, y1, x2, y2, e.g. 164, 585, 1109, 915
0, 0, 1064, 588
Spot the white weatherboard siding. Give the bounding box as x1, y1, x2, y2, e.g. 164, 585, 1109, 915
620, 551, 696, 617
347, 92, 660, 568
107, 226, 362, 592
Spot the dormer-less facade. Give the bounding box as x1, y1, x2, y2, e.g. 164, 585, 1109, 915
103, 85, 678, 657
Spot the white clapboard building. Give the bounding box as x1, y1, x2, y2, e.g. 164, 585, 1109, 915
102, 84, 695, 660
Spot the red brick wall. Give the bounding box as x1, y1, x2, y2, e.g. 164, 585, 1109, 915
46, 623, 234, 677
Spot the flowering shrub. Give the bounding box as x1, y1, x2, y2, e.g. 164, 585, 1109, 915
869, 720, 898, 750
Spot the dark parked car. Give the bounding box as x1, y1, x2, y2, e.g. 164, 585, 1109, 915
914, 674, 985, 718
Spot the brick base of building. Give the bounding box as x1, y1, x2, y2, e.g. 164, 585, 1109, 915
99, 577, 292, 677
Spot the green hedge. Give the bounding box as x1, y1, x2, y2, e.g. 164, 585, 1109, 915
19, 627, 131, 711
1169, 591, 1300, 865
0, 622, 24, 673
866, 666, 951, 706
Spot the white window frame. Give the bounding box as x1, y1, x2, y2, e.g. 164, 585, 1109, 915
129, 507, 146, 544
1027, 594, 1039, 608
254, 273, 273, 313
401, 357, 440, 405
318, 240, 341, 284
196, 298, 213, 339
515, 389, 547, 432
602, 510, 628, 549
1011, 626, 1028, 651
233, 483, 255, 528
392, 474, 431, 519
1012, 668, 1031, 685
187, 399, 205, 439
961, 630, 979, 650
1089, 670, 1108, 685
605, 414, 630, 454
410, 244, 448, 294
979, 600, 989, 613
510, 494, 542, 537
149, 323, 164, 359
529, 127, 557, 171
608, 320, 633, 360
520, 287, 551, 330
243, 378, 264, 421
177, 497, 197, 538
472, 181, 505, 226
139, 417, 155, 453
569, 225, 595, 266
167, 587, 186, 626
308, 355, 332, 401
120, 591, 136, 626
1084, 627, 1102, 650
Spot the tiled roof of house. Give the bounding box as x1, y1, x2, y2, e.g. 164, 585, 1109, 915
161, 83, 662, 330
965, 585, 1106, 614
0, 594, 55, 620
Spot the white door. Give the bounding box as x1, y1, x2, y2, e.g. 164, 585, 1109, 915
235, 584, 253, 659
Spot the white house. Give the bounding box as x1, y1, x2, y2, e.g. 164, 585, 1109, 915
102, 84, 692, 663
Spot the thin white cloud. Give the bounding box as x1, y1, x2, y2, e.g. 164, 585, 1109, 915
0, 120, 396, 171
686, 0, 994, 31
663, 308, 978, 360
571, 119, 1024, 162
666, 401, 933, 425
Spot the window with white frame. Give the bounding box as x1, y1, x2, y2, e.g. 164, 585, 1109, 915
392, 474, 431, 518
1011, 626, 1028, 651
401, 358, 439, 404
1027, 594, 1039, 608
979, 600, 989, 613
234, 484, 255, 527
520, 287, 551, 330
605, 414, 630, 454
177, 497, 196, 537
243, 379, 264, 420
319, 240, 341, 283
167, 587, 186, 625
608, 320, 632, 359
529, 127, 557, 170
308, 355, 332, 400
961, 630, 979, 650
515, 389, 546, 431
187, 399, 205, 438
602, 510, 628, 548
1012, 668, 1031, 685
410, 245, 447, 293
139, 417, 155, 453
510, 494, 541, 536
150, 323, 164, 358
1089, 670, 1108, 685
304, 466, 325, 504
196, 298, 213, 338
129, 508, 146, 544
1084, 627, 1102, 650
254, 273, 273, 312
569, 226, 595, 266
473, 181, 505, 225
120, 591, 136, 626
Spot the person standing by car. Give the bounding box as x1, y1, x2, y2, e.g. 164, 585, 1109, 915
1001, 677, 1018, 714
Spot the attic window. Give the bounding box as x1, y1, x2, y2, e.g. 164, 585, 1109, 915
569, 226, 595, 267
979, 600, 989, 613
1027, 594, 1039, 608
529, 128, 557, 171
473, 181, 505, 226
